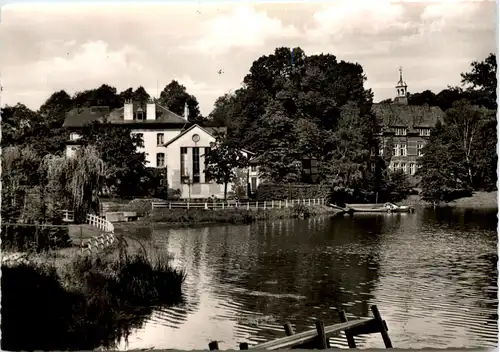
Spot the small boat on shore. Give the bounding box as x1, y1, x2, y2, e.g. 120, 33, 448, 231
347, 202, 414, 213
330, 203, 414, 214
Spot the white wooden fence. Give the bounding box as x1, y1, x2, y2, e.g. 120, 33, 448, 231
82, 214, 116, 255
87, 213, 114, 233
60, 210, 74, 222
151, 198, 326, 211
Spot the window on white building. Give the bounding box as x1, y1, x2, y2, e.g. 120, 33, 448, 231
394, 127, 407, 136
136, 107, 144, 121
251, 177, 258, 192
419, 128, 431, 136
157, 133, 164, 146
156, 153, 165, 168
400, 162, 407, 174
417, 143, 424, 156
393, 162, 400, 171
251, 165, 257, 172
204, 147, 211, 182
393, 144, 399, 156
410, 163, 416, 175
180, 147, 188, 183
192, 147, 200, 183
401, 143, 407, 156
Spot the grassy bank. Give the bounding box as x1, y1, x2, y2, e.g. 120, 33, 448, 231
2, 245, 185, 350
145, 204, 338, 224
398, 191, 498, 208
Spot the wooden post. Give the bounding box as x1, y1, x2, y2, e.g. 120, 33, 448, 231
222, 203, 225, 210
279, 200, 282, 208
209, 341, 219, 350
271, 200, 274, 208
264, 201, 266, 210
285, 199, 288, 208
308, 199, 311, 206
371, 305, 393, 348
187, 201, 190, 210
80, 225, 83, 248
247, 202, 250, 210
315, 320, 328, 349
339, 310, 357, 348
239, 342, 249, 350
205, 202, 208, 210
169, 202, 171, 209
283, 322, 295, 336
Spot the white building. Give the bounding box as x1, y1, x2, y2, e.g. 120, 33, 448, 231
63, 100, 258, 199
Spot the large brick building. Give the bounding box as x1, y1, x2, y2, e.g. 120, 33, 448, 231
373, 69, 445, 181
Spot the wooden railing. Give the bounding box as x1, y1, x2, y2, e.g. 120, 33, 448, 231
60, 210, 74, 222
151, 198, 326, 211
209, 305, 392, 350
82, 214, 116, 255
87, 213, 114, 233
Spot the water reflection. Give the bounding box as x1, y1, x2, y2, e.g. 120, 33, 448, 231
119, 207, 498, 350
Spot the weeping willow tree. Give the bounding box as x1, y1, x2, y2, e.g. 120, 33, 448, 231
40, 146, 107, 223
2, 146, 41, 223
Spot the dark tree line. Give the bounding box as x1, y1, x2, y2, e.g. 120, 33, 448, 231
413, 54, 497, 202
205, 47, 406, 203
1, 81, 204, 200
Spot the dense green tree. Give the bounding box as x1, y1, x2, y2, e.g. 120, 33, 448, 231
417, 122, 470, 202
461, 53, 497, 109
319, 102, 374, 193
204, 131, 249, 200
73, 84, 122, 109
78, 121, 147, 198
158, 80, 204, 124
408, 89, 439, 106
1, 104, 38, 148
206, 92, 242, 128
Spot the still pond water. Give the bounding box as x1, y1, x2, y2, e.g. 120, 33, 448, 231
118, 207, 498, 350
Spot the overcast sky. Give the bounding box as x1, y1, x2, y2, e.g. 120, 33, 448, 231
1, 0, 496, 116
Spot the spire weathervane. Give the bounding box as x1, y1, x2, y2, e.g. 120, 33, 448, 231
399, 66, 403, 82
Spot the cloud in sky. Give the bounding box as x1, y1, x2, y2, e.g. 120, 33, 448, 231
1, 1, 496, 116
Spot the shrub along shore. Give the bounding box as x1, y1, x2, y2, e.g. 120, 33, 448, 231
1, 246, 185, 351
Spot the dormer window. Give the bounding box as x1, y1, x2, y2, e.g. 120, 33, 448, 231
394, 127, 407, 136
136, 107, 144, 120
419, 128, 430, 137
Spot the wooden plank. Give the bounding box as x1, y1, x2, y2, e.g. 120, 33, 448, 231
346, 318, 386, 336
315, 320, 327, 349
371, 305, 393, 348
283, 323, 295, 336
251, 318, 371, 350
339, 310, 357, 348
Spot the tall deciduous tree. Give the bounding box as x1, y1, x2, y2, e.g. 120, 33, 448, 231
461, 53, 497, 109
444, 100, 493, 186
204, 131, 249, 200
417, 122, 470, 202
159, 80, 204, 124
78, 121, 147, 198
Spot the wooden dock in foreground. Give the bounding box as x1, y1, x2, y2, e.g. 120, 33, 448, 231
209, 305, 392, 350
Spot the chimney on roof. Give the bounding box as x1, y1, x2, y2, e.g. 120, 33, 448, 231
124, 99, 133, 120
147, 101, 156, 120
183, 102, 189, 121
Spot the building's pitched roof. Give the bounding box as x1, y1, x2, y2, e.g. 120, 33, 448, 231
62, 107, 109, 128
107, 103, 186, 124
162, 124, 223, 147
372, 103, 444, 129
63, 103, 186, 128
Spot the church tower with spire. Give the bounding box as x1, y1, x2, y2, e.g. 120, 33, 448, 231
394, 67, 408, 105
